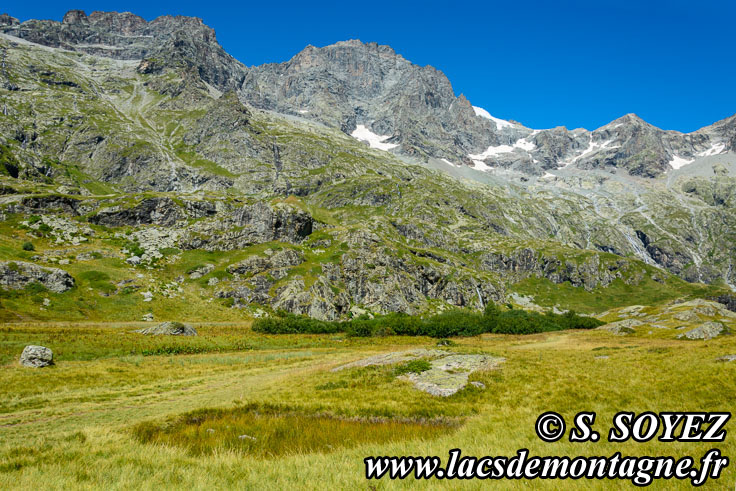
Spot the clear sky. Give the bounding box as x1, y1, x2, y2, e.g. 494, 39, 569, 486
6, 1, 736, 132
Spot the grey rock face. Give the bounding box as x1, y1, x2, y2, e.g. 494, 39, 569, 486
137, 321, 197, 336
20, 345, 54, 367
182, 202, 313, 250
239, 40, 498, 161
716, 354, 736, 362
90, 198, 185, 227
0, 261, 75, 293
228, 249, 303, 276
479, 248, 638, 292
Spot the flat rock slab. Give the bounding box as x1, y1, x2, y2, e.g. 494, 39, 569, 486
136, 321, 197, 336
333, 350, 504, 396
20, 345, 54, 367
404, 354, 505, 397
716, 354, 736, 362
331, 349, 450, 372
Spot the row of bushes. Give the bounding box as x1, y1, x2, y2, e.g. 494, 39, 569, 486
252, 304, 604, 338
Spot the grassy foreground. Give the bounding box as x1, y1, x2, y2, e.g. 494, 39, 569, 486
0, 321, 735, 489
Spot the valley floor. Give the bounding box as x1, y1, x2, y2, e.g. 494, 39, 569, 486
0, 323, 734, 489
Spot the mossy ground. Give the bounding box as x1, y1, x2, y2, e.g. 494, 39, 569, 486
0, 322, 734, 489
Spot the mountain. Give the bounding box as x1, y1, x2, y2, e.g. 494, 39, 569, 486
0, 10, 734, 323
0, 10, 244, 90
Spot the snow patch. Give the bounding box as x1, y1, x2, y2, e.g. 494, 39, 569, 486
351, 125, 398, 151
472, 106, 515, 130
697, 143, 726, 157
467, 137, 537, 162
668, 155, 694, 170
558, 138, 618, 168
471, 159, 493, 171
440, 158, 460, 167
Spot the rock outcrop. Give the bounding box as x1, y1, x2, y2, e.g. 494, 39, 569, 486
676, 322, 728, 340
137, 321, 197, 336
0, 261, 75, 293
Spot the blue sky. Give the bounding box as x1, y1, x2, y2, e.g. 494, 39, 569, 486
7, 1, 736, 132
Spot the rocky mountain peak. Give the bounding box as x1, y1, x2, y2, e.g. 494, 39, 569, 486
240, 39, 497, 160
0, 13, 20, 26
61, 10, 88, 25
0, 10, 244, 90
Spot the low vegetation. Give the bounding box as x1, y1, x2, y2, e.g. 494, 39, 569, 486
252, 304, 605, 337
133, 403, 456, 457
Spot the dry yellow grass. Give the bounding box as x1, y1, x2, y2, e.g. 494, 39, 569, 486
0, 323, 734, 489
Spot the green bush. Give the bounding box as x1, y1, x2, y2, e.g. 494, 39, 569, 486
21, 241, 35, 251
252, 304, 604, 338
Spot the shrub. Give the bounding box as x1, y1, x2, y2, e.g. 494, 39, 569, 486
22, 241, 35, 251
252, 303, 604, 338
252, 314, 342, 334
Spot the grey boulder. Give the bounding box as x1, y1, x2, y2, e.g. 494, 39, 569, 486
20, 345, 54, 367
137, 321, 197, 336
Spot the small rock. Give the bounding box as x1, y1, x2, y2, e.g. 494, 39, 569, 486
189, 264, 214, 279
206, 429, 215, 434
58, 259, 70, 265
208, 277, 219, 286
20, 345, 54, 367
126, 256, 142, 266
42, 298, 51, 307
595, 355, 610, 360
141, 291, 153, 302
716, 355, 736, 363
470, 381, 486, 389
142, 313, 154, 322
238, 434, 256, 440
